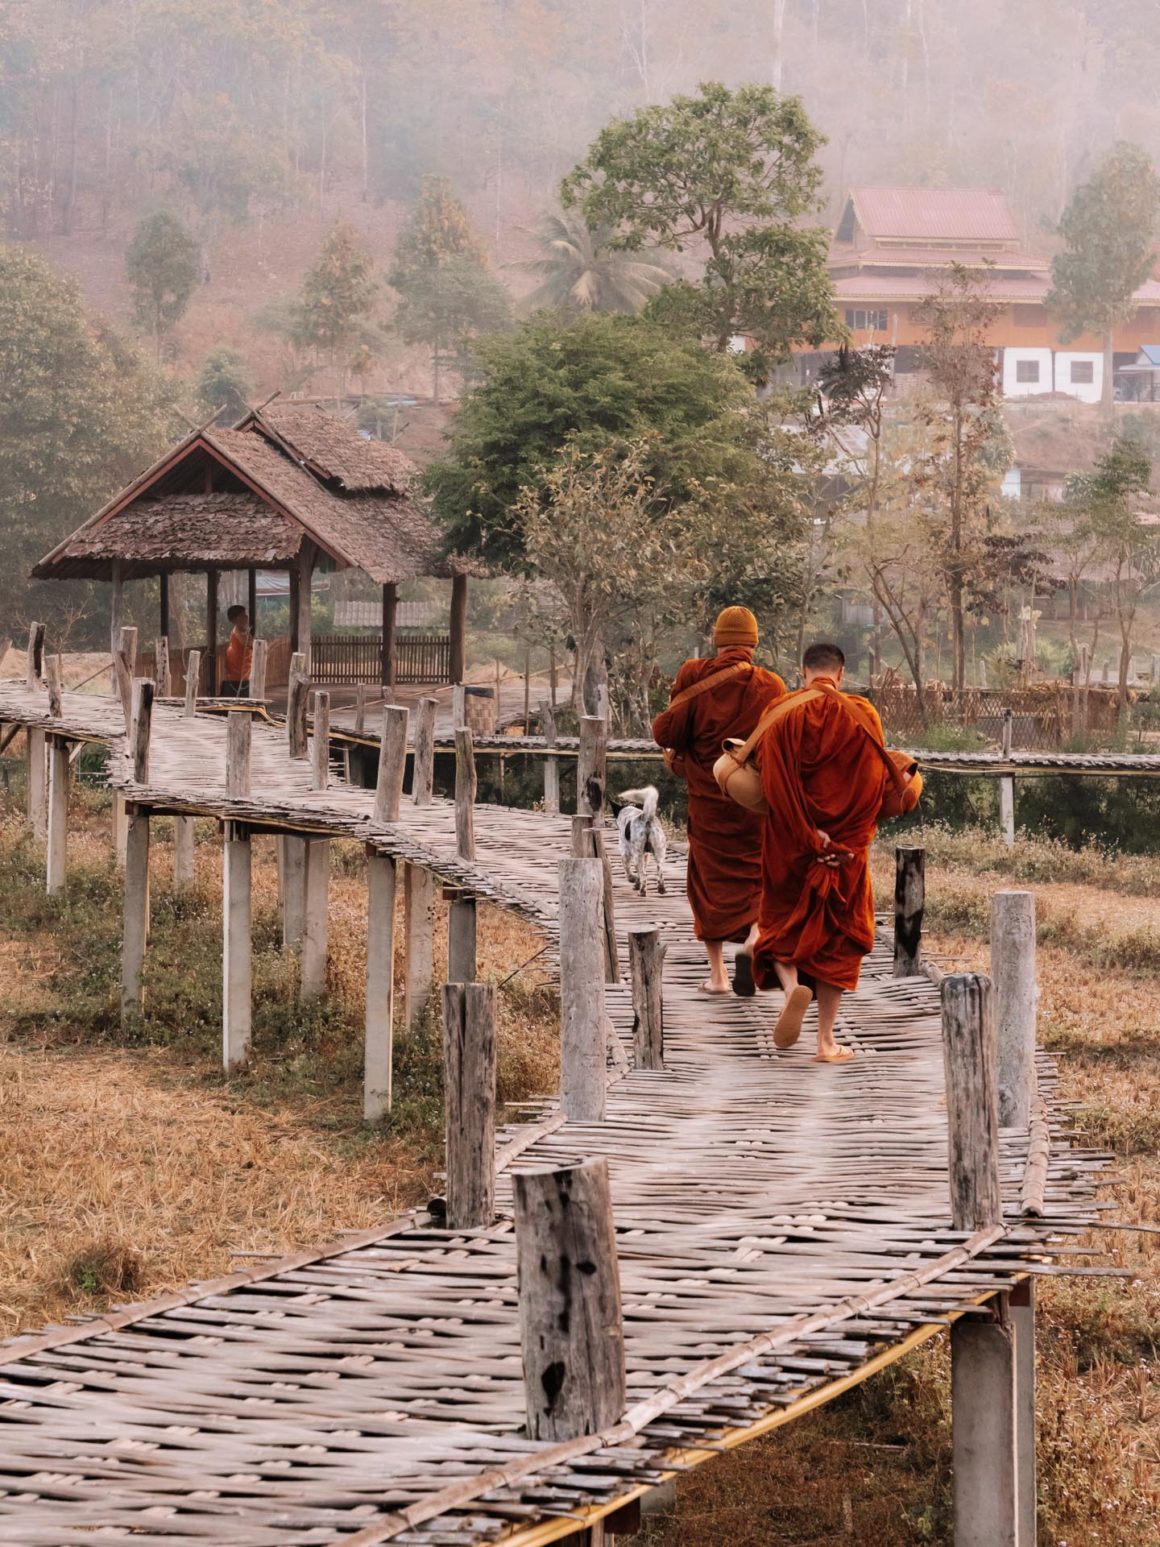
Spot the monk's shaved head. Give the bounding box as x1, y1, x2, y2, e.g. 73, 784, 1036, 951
802, 642, 845, 675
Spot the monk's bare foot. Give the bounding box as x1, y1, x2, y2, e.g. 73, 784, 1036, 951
732, 951, 756, 997
698, 981, 731, 996
773, 984, 813, 1048
813, 1045, 855, 1064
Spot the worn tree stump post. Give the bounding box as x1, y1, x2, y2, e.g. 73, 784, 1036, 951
578, 715, 607, 822
287, 653, 309, 759
589, 826, 621, 984
26, 621, 45, 690
154, 636, 171, 698
412, 697, 438, 805
940, 972, 1002, 1230
991, 891, 1036, 1129
571, 813, 594, 857
249, 637, 268, 701
404, 863, 436, 1028
893, 846, 925, 977
300, 838, 330, 999
513, 1157, 625, 1441
374, 705, 409, 823
999, 707, 1015, 848
27, 726, 47, 843
46, 735, 70, 896
541, 700, 560, 816
45, 654, 63, 717
447, 890, 478, 984
442, 982, 497, 1230
455, 727, 476, 861
628, 926, 665, 1070
559, 856, 606, 1122
121, 805, 151, 1021
364, 847, 398, 1121
311, 690, 331, 791
222, 712, 253, 1071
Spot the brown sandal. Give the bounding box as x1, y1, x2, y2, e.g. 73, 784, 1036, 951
773, 985, 813, 1048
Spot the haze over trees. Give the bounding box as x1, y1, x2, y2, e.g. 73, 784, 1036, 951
124, 212, 201, 360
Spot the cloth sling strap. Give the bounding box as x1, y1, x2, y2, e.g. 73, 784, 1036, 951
729, 683, 907, 796
664, 659, 753, 713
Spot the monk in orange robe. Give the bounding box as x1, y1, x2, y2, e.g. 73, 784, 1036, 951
752, 642, 889, 1062
653, 606, 785, 995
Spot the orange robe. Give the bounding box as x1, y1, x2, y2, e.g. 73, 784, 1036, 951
753, 681, 888, 992
652, 649, 786, 942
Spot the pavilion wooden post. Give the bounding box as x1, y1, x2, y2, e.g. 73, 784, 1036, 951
442, 982, 497, 1229
295, 543, 315, 674
513, 1157, 625, 1441
311, 691, 331, 791
541, 700, 560, 816
154, 636, 171, 698
222, 711, 253, 1073
941, 970, 1018, 1547
412, 697, 438, 806
381, 581, 398, 692
404, 863, 436, 1028
206, 569, 219, 694
364, 844, 398, 1121
247, 569, 257, 637
374, 705, 409, 823
249, 637, 268, 701
287, 652, 310, 760
120, 680, 154, 1023
300, 837, 330, 1000
559, 856, 606, 1122
184, 650, 201, 715
173, 649, 200, 893
288, 563, 300, 656
114, 626, 138, 723
999, 708, 1015, 848
578, 715, 607, 822
449, 573, 467, 684
893, 846, 925, 977
455, 727, 476, 861
110, 561, 124, 657
991, 891, 1036, 1130
46, 733, 70, 896
628, 926, 665, 1070
159, 573, 170, 641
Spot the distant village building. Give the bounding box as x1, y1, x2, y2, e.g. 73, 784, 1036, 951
812, 186, 1160, 402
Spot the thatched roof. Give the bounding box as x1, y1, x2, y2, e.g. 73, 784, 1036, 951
32, 404, 458, 585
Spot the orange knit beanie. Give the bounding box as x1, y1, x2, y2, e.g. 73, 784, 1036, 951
713, 605, 759, 649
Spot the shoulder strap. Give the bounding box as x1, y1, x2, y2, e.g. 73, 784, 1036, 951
732, 687, 824, 763
813, 682, 906, 791
664, 659, 753, 712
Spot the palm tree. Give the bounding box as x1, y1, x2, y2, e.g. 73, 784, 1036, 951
521, 210, 672, 314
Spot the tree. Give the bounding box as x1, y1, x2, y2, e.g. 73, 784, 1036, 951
0, 245, 178, 634
561, 81, 835, 377
1048, 143, 1160, 412
521, 209, 672, 315
294, 222, 380, 397
425, 311, 756, 568
196, 346, 252, 424
389, 177, 510, 402
125, 211, 200, 359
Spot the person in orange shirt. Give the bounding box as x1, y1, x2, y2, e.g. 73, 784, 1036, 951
221, 604, 253, 697
653, 606, 786, 995
752, 642, 889, 1063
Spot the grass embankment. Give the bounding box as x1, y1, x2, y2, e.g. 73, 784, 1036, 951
628, 826, 1159, 1547
0, 781, 557, 1339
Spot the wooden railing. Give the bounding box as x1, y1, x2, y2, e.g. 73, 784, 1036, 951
311, 632, 451, 686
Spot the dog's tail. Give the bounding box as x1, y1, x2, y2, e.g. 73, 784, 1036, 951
617, 785, 659, 820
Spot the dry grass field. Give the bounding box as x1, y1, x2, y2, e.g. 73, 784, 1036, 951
0, 779, 1155, 1544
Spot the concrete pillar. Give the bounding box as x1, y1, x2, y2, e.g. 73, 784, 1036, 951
222, 821, 252, 1072
113, 792, 129, 869
300, 837, 329, 999
991, 891, 1036, 1129
1010, 1280, 1037, 1546
173, 817, 196, 891
27, 726, 46, 842
448, 894, 477, 984
404, 863, 436, 1029
364, 850, 398, 1121
281, 834, 307, 948
121, 809, 150, 1021
951, 1312, 1018, 1547
45, 736, 69, 895
999, 776, 1015, 848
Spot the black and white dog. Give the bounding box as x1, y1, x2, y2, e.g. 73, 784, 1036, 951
614, 786, 668, 896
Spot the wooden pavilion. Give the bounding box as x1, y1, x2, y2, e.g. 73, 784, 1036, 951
32, 401, 470, 694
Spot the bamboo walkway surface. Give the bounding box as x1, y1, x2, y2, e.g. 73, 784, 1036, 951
0, 685, 1112, 1546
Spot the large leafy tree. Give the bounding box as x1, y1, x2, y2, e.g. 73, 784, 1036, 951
196, 345, 252, 424
522, 209, 672, 315
1048, 142, 1160, 411
0, 245, 178, 635
389, 177, 510, 402
561, 81, 835, 378
125, 211, 200, 359
292, 222, 381, 396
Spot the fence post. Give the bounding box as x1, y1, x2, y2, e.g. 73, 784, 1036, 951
940, 972, 1002, 1230
184, 649, 201, 716
45, 654, 63, 717
442, 981, 497, 1229
628, 926, 665, 1070
513, 1157, 625, 1441
364, 847, 398, 1121
374, 705, 409, 823
455, 727, 476, 861
311, 690, 331, 791
559, 856, 606, 1122
541, 700, 560, 816
893, 846, 925, 977
412, 697, 438, 806
131, 679, 154, 783
154, 636, 171, 698
578, 714, 607, 822
287, 653, 309, 759
991, 891, 1036, 1129
46, 734, 70, 896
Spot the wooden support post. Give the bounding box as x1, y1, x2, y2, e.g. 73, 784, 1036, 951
114, 626, 137, 722
1009, 1278, 1037, 1546
513, 1157, 625, 1440
45, 654, 63, 717
412, 697, 438, 806
300, 838, 329, 999
590, 826, 620, 984
991, 891, 1036, 1129
951, 1310, 1019, 1547
381, 581, 398, 692
222, 819, 252, 1072
281, 836, 306, 948
159, 572, 170, 640
404, 864, 436, 1027
131, 679, 153, 783
374, 705, 409, 822
628, 926, 665, 1070
46, 735, 69, 896
113, 793, 128, 869
455, 727, 476, 860
578, 715, 607, 822
121, 807, 150, 1020
999, 776, 1016, 848
110, 561, 124, 658
447, 892, 477, 984
893, 845, 925, 977
364, 848, 398, 1121
354, 683, 368, 734
571, 813, 594, 857
27, 726, 47, 842
154, 636, 171, 698
249, 637, 268, 701
26, 620, 45, 689
452, 683, 466, 732
226, 710, 251, 798
442, 981, 497, 1229
940, 973, 1002, 1231
184, 649, 201, 715
295, 543, 314, 675
311, 690, 331, 791
541, 700, 560, 816
174, 655, 199, 892
287, 652, 309, 759
247, 568, 257, 637
206, 570, 219, 694
288, 563, 300, 656
559, 856, 606, 1122
449, 572, 467, 684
